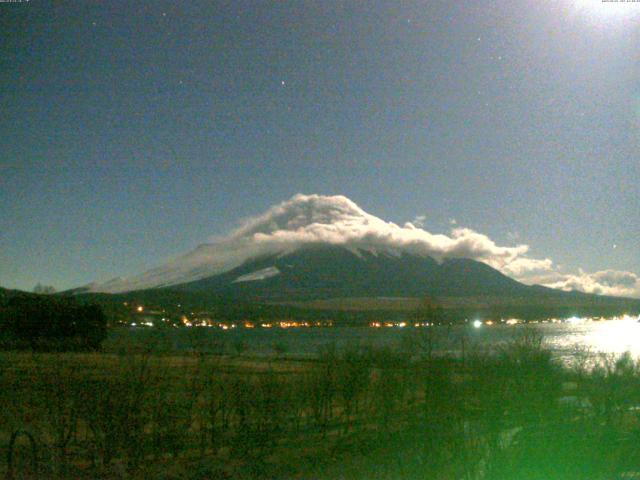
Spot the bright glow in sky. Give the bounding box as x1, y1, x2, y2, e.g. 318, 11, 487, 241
572, 0, 640, 22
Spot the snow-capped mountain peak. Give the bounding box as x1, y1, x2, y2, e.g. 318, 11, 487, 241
89, 193, 545, 293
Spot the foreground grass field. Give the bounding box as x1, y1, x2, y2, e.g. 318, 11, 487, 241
2, 329, 640, 479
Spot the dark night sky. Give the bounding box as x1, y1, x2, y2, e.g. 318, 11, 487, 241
1, 0, 639, 293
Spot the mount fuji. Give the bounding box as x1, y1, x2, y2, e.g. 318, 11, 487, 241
90, 194, 543, 294
81, 194, 640, 315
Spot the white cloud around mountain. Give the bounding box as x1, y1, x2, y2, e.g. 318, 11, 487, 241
539, 269, 640, 298
91, 194, 640, 297
229, 194, 527, 262
412, 215, 427, 228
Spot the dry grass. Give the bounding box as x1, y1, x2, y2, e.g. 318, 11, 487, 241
2, 332, 640, 479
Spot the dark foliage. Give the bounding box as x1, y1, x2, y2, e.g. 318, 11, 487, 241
0, 294, 107, 351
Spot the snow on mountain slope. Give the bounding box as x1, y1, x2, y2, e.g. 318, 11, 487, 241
232, 266, 281, 283
89, 194, 552, 293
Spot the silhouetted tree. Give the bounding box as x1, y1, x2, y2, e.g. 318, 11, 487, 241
1, 295, 107, 350
33, 283, 56, 294
410, 298, 446, 359
413, 297, 445, 326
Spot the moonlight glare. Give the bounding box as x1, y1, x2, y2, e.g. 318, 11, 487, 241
571, 0, 640, 23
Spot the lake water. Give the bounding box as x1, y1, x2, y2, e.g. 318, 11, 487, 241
108, 316, 640, 365
533, 317, 640, 364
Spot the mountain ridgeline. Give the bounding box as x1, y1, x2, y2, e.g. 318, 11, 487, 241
77, 195, 640, 321
172, 244, 532, 300
77, 244, 640, 321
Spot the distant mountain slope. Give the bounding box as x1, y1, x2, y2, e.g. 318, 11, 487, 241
163, 244, 566, 301
0, 286, 39, 304
86, 194, 552, 294
80, 194, 639, 314
72, 244, 640, 321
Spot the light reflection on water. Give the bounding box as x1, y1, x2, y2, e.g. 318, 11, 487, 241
459, 316, 640, 367
538, 318, 640, 365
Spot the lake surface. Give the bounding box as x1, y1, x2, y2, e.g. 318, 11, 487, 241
535, 317, 640, 364
107, 316, 640, 365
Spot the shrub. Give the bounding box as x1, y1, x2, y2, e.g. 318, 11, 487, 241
0, 294, 107, 351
